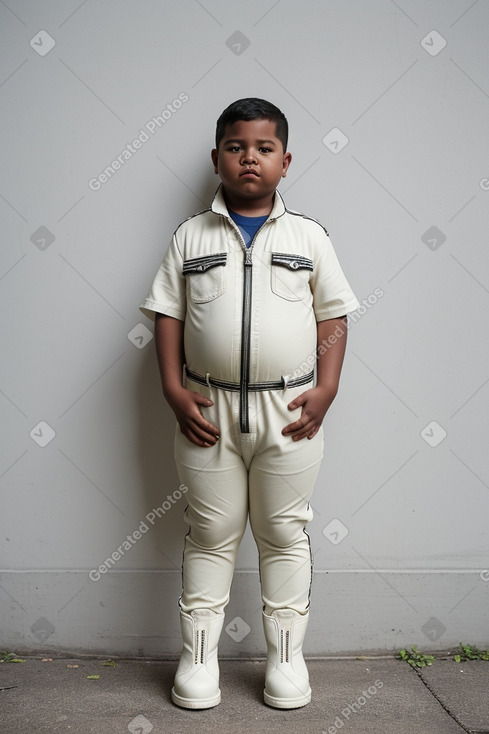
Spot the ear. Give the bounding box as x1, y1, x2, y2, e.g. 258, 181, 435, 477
211, 148, 219, 174
281, 151, 292, 178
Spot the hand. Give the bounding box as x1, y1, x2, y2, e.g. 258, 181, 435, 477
165, 385, 220, 447
282, 385, 337, 441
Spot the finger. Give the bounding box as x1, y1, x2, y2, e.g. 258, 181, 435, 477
282, 418, 304, 436
192, 423, 220, 443
287, 394, 306, 411
192, 392, 214, 407
291, 424, 314, 441
183, 416, 220, 444
192, 414, 220, 438
184, 425, 218, 447
283, 409, 313, 434
187, 396, 220, 436
293, 428, 316, 441
287, 417, 317, 441
307, 426, 320, 440
185, 430, 215, 447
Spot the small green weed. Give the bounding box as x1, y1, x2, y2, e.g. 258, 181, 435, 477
0, 651, 26, 663
453, 643, 489, 663
399, 645, 435, 667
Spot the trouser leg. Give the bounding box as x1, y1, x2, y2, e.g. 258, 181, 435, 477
174, 386, 248, 614
248, 388, 324, 614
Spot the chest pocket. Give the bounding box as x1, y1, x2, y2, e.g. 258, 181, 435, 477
183, 252, 227, 303
270, 252, 313, 301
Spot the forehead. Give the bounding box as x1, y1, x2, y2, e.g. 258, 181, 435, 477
221, 118, 279, 142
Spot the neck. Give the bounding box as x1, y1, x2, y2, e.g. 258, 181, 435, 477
223, 191, 274, 217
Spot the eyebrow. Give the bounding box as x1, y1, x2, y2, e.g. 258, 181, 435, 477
224, 138, 277, 146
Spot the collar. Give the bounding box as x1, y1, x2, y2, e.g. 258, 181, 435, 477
210, 183, 286, 221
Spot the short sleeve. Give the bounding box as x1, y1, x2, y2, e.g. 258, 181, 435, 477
139, 234, 186, 322
310, 230, 359, 321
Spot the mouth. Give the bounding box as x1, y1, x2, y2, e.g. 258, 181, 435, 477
240, 169, 259, 177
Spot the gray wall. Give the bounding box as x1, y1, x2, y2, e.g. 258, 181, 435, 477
1, 0, 488, 657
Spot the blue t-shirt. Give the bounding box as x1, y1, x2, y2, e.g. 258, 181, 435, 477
229, 209, 268, 248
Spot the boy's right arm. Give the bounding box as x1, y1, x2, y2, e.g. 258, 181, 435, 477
154, 313, 220, 447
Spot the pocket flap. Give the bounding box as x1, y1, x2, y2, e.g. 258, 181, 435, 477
271, 252, 313, 271
183, 252, 227, 275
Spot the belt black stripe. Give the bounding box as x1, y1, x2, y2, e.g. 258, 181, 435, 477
185, 367, 314, 392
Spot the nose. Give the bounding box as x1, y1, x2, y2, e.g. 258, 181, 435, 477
241, 148, 257, 164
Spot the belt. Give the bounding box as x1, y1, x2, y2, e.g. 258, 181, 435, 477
185, 367, 314, 392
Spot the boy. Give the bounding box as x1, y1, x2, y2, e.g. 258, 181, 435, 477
140, 98, 359, 709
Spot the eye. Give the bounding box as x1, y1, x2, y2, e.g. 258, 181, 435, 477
259, 147, 271, 153
228, 146, 241, 152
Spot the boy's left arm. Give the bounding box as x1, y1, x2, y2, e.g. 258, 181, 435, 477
282, 316, 348, 441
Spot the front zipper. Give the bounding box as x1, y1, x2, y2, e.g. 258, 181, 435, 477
240, 246, 253, 432
223, 216, 271, 433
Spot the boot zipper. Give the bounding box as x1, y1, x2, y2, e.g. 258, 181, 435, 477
279, 628, 290, 663
194, 629, 205, 664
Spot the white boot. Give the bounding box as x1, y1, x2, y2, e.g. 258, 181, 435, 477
171, 608, 225, 709
262, 609, 311, 709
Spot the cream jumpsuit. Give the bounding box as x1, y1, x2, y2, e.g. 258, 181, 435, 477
140, 185, 359, 616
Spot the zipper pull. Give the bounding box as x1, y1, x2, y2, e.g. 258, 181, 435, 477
244, 248, 253, 266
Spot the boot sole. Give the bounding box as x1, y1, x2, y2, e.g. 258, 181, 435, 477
171, 687, 221, 709
264, 688, 311, 709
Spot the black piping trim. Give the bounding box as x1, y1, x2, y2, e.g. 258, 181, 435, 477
285, 207, 330, 238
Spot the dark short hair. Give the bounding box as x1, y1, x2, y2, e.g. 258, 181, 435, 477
215, 98, 288, 151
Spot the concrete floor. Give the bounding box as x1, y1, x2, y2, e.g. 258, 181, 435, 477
1, 655, 489, 734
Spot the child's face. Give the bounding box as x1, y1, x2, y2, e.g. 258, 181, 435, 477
211, 118, 291, 211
